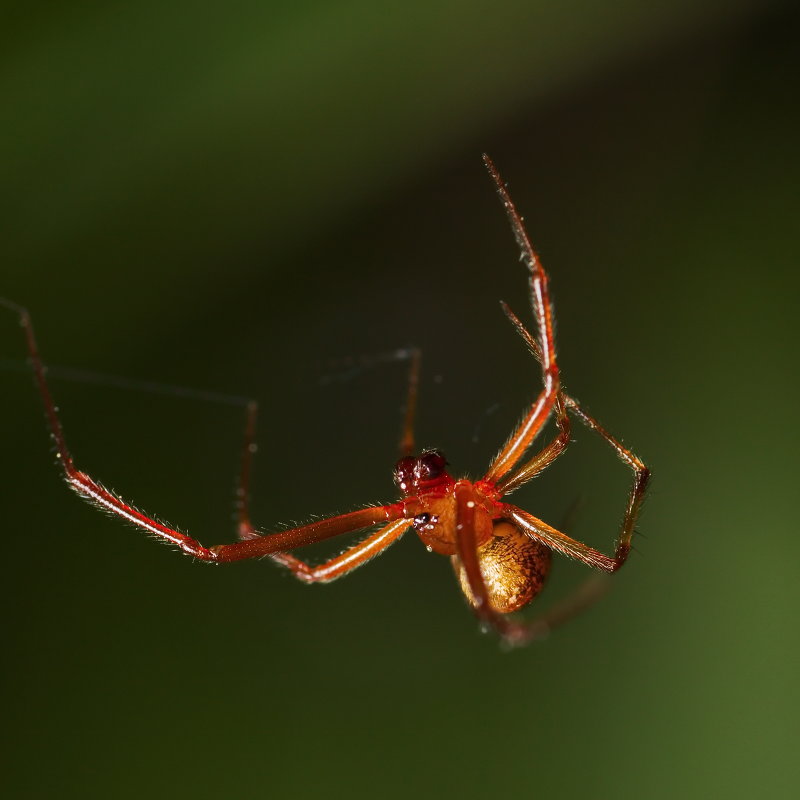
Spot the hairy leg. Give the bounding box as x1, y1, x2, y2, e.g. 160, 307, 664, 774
481, 156, 561, 484
0, 298, 408, 564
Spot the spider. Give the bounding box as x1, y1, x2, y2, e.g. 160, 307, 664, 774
1, 155, 650, 647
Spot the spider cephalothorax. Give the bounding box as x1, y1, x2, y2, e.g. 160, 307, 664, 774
392, 449, 450, 495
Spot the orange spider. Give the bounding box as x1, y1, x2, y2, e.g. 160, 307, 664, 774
1, 155, 649, 646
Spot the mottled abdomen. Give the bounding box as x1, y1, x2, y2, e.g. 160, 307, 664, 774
452, 521, 552, 614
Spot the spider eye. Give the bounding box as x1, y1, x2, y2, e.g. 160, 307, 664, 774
393, 451, 449, 494
413, 512, 439, 532
392, 456, 416, 492
416, 450, 447, 481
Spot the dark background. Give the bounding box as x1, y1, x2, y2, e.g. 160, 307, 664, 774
2, 2, 798, 798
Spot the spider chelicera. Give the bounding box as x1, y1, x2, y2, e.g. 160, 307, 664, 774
2, 155, 650, 646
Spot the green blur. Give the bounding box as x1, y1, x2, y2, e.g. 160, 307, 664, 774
2, 2, 798, 798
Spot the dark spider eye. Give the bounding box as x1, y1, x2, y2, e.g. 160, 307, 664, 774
392, 456, 416, 491
393, 451, 448, 493
416, 450, 447, 481
413, 512, 438, 532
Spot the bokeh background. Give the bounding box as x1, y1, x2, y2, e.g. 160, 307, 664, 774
2, 2, 798, 798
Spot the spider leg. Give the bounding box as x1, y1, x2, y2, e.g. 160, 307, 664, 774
398, 347, 421, 457
259, 349, 418, 581
234, 419, 410, 577
499, 299, 541, 361
231, 399, 410, 577
453, 482, 529, 644
481, 156, 560, 484
454, 481, 612, 646
475, 496, 611, 648
504, 505, 625, 572
0, 298, 407, 564
497, 573, 613, 648
269, 519, 409, 582
233, 348, 418, 583
236, 399, 260, 541
558, 396, 650, 562
237, 347, 421, 542
497, 395, 570, 494
498, 300, 650, 534
494, 301, 570, 494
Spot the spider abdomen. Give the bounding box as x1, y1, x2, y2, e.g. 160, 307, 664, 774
452, 521, 552, 614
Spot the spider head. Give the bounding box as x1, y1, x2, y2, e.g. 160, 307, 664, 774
393, 449, 450, 495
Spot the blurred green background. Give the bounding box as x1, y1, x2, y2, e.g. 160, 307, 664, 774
2, 2, 798, 798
